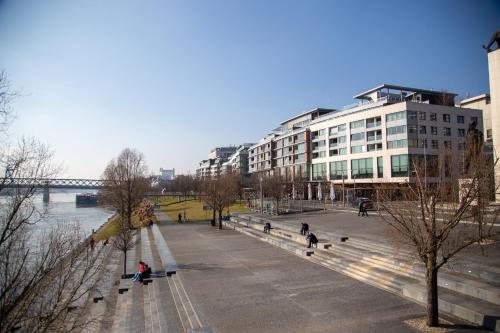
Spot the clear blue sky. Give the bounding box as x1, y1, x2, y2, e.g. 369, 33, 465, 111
0, 0, 498, 178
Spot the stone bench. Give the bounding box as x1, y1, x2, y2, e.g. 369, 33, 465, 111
118, 278, 134, 294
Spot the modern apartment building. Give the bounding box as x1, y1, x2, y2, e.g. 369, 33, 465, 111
248, 134, 276, 175
308, 84, 482, 189
247, 84, 483, 197
273, 109, 334, 180
459, 94, 491, 143
196, 146, 238, 178
221, 143, 254, 176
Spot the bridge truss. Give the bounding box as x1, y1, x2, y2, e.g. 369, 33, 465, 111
4, 178, 106, 189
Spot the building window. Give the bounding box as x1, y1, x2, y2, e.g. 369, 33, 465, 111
330, 160, 347, 179
338, 124, 347, 132
458, 142, 465, 150
408, 139, 418, 148
387, 125, 407, 135
367, 143, 383, 151
407, 111, 417, 121
431, 140, 438, 149
350, 119, 365, 129
471, 116, 478, 124
312, 151, 326, 159
311, 163, 327, 180
418, 126, 426, 134
408, 125, 418, 134
430, 113, 437, 121
351, 132, 365, 141
430, 126, 437, 135
377, 156, 383, 178
386, 111, 406, 122
387, 139, 407, 149
457, 128, 465, 137
444, 141, 452, 149
391, 155, 409, 177
351, 145, 364, 154
419, 112, 426, 120
443, 114, 450, 122
457, 115, 464, 124
339, 148, 347, 155
351, 158, 373, 179
443, 127, 451, 136
419, 139, 427, 148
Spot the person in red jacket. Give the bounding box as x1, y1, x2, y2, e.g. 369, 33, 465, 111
131, 261, 146, 281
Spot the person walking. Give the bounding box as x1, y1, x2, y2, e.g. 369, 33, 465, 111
358, 201, 364, 216
362, 201, 369, 217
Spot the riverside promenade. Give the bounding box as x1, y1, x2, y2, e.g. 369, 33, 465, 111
85, 210, 494, 332
82, 211, 496, 333
156, 214, 425, 333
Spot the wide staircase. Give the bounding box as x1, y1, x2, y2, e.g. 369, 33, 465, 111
225, 214, 500, 332
89, 223, 210, 333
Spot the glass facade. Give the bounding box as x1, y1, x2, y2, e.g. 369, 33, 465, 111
391, 155, 409, 177
377, 157, 383, 178
329, 160, 347, 179
351, 158, 373, 179
311, 163, 327, 180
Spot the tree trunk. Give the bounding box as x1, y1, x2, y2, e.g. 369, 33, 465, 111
211, 209, 216, 226
123, 250, 127, 278
426, 254, 439, 327
218, 209, 223, 230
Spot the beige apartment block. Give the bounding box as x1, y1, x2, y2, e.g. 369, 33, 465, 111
308, 85, 482, 190
486, 32, 500, 201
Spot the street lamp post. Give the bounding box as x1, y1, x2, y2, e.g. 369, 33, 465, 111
260, 176, 263, 215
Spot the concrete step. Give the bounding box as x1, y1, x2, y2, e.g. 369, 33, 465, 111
235, 216, 500, 307
142, 227, 184, 333
151, 224, 178, 275
153, 222, 212, 332
111, 234, 145, 333
227, 218, 500, 332
403, 284, 500, 332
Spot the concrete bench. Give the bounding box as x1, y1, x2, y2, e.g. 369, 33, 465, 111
118, 278, 134, 294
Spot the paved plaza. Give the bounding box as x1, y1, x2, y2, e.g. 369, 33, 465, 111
154, 213, 490, 333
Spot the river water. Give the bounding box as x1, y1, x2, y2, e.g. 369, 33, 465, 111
32, 189, 114, 236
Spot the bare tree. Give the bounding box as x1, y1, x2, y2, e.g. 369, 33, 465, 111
112, 217, 135, 278
0, 73, 104, 332
172, 174, 195, 200
101, 148, 149, 229
0, 70, 16, 133
377, 126, 498, 327
202, 173, 239, 229
262, 173, 287, 215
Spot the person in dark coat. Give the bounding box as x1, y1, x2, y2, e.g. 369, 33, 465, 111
263, 222, 271, 233
300, 223, 309, 235
306, 232, 318, 248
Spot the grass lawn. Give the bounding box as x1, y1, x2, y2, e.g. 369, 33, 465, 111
93, 210, 159, 241
158, 196, 251, 222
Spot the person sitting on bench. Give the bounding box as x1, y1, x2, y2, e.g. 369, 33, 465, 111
132, 261, 146, 281
306, 232, 318, 248
142, 264, 152, 280
263, 222, 271, 233
300, 223, 309, 235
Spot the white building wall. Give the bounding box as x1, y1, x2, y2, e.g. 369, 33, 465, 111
309, 101, 483, 184
488, 48, 500, 201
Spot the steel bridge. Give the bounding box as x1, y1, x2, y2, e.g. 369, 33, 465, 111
4, 178, 106, 189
